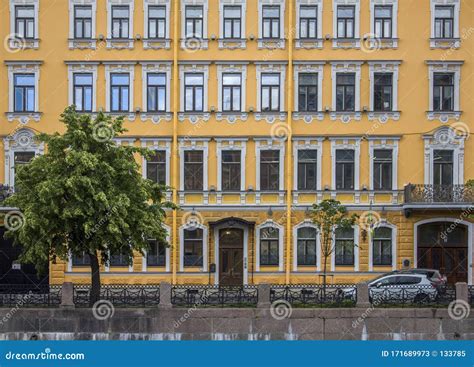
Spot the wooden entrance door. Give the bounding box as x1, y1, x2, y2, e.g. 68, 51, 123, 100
219, 228, 244, 286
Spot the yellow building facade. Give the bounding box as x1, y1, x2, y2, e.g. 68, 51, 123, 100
0, 0, 472, 286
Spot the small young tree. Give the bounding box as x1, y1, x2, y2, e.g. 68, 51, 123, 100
311, 199, 358, 291
5, 107, 175, 305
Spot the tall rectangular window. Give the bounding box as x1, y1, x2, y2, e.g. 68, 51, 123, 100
14, 151, 35, 191
373, 150, 392, 190
374, 73, 393, 112
337, 6, 355, 38
336, 73, 355, 112
147, 73, 166, 112
433, 150, 453, 186
297, 227, 317, 266
433, 73, 454, 111
146, 150, 166, 186
260, 227, 279, 266
299, 5, 318, 39
434, 6, 454, 39
262, 6, 280, 39
184, 151, 203, 191
298, 150, 318, 191
14, 74, 35, 112
221, 150, 241, 191
336, 149, 354, 190
74, 5, 92, 39
185, 6, 203, 38
373, 227, 392, 266
147, 239, 166, 266
261, 73, 280, 112
110, 73, 130, 112
223, 5, 241, 39
222, 73, 241, 112
184, 73, 204, 112
335, 227, 354, 265
260, 150, 280, 191
374, 6, 392, 39
298, 73, 318, 112
73, 73, 93, 112
15, 6, 35, 39
148, 6, 166, 39
111, 5, 129, 39
183, 228, 203, 267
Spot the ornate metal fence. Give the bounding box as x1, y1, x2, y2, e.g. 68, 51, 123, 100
0, 285, 61, 307
270, 284, 357, 307
171, 285, 258, 307
404, 184, 474, 204
73, 284, 160, 307
370, 285, 456, 307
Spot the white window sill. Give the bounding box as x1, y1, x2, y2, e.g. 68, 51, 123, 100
6, 112, 42, 123
367, 111, 401, 123
7, 37, 40, 50
295, 38, 323, 49
178, 112, 211, 124
329, 111, 362, 123
426, 111, 462, 123
332, 38, 360, 49
68, 38, 97, 50
180, 38, 209, 51
367, 37, 399, 49
218, 38, 247, 49
143, 38, 171, 50
257, 38, 285, 49
292, 111, 325, 123
215, 112, 248, 124
106, 38, 135, 49
140, 112, 173, 124
430, 38, 461, 49
254, 111, 287, 124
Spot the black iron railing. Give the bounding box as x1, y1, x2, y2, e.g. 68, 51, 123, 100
404, 184, 474, 204
0, 284, 61, 307
469, 286, 474, 306
370, 285, 456, 307
73, 284, 160, 307
270, 284, 357, 307
171, 285, 258, 307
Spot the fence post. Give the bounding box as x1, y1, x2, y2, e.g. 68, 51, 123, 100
257, 284, 271, 308
159, 281, 172, 309
356, 282, 370, 308
60, 282, 75, 309
455, 282, 468, 304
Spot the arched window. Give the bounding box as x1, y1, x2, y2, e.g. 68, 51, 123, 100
260, 227, 279, 266
297, 227, 317, 266
373, 227, 392, 266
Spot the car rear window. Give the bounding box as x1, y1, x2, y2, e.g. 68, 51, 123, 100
397, 276, 421, 284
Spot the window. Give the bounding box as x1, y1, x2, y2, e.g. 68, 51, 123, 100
184, 151, 203, 190
299, 5, 317, 39
14, 74, 35, 112
72, 252, 90, 266
221, 150, 241, 191
298, 74, 318, 112
183, 228, 203, 266
148, 6, 166, 39
15, 6, 35, 39
146, 150, 166, 185
336, 73, 355, 112
185, 6, 204, 38
111, 5, 129, 39
434, 6, 454, 38
261, 74, 280, 112
147, 73, 166, 112
374, 6, 392, 39
337, 6, 355, 38
147, 239, 166, 266
260, 227, 279, 266
260, 150, 280, 191
373, 150, 393, 190
223, 5, 241, 39
335, 227, 354, 265
110, 73, 130, 112
13, 151, 35, 191
262, 6, 280, 39
74, 5, 92, 39
73, 73, 93, 112
433, 73, 454, 111
184, 73, 204, 112
374, 73, 393, 112
373, 227, 392, 266
298, 150, 318, 191
297, 227, 317, 266
110, 251, 129, 266
222, 74, 241, 112
335, 149, 354, 190
433, 150, 453, 185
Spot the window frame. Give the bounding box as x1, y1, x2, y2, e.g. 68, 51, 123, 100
260, 73, 281, 112
221, 150, 242, 192
221, 73, 242, 112
262, 5, 281, 39
296, 226, 318, 266
369, 222, 396, 271
147, 5, 166, 39
297, 73, 319, 112
73, 5, 93, 39
255, 139, 285, 193
222, 5, 242, 39
335, 73, 356, 112
335, 149, 355, 190
330, 139, 360, 191
430, 0, 460, 47
334, 227, 355, 266
184, 5, 204, 39
433, 149, 454, 186
259, 149, 281, 191
433, 72, 455, 112
336, 5, 355, 39
110, 72, 131, 112
15, 5, 35, 39
72, 72, 93, 113
373, 5, 392, 39
13, 73, 35, 113
373, 73, 393, 112
434, 5, 454, 39
146, 149, 167, 186
179, 224, 208, 271
372, 227, 393, 266
183, 150, 204, 191
256, 221, 284, 271
146, 72, 167, 112
293, 139, 323, 193
297, 149, 318, 191
184, 72, 205, 112
216, 139, 246, 192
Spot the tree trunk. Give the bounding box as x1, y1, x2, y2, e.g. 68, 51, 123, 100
322, 254, 327, 299
89, 251, 101, 306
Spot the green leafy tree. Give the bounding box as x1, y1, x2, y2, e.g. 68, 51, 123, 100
311, 199, 358, 291
5, 107, 175, 305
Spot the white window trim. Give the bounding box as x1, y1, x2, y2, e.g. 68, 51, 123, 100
105, 62, 135, 119
255, 138, 285, 193
255, 62, 287, 123
218, 0, 247, 49
143, 0, 171, 49
330, 61, 363, 123
293, 138, 323, 192
142, 224, 171, 272
179, 222, 208, 272
216, 62, 248, 114
368, 137, 399, 191
430, 0, 460, 48
256, 220, 284, 272
293, 220, 321, 272
9, 0, 40, 49
141, 138, 171, 187
331, 225, 360, 271
293, 62, 325, 123
368, 61, 401, 122
216, 138, 247, 192
330, 138, 361, 191
332, 0, 360, 48
368, 221, 397, 271
140, 61, 172, 123
181, 0, 209, 50
258, 0, 286, 49
426, 61, 463, 122
295, 0, 323, 49
66, 62, 99, 113
369, 0, 398, 48
179, 138, 209, 192
178, 62, 211, 123
423, 126, 465, 185
106, 0, 135, 49
68, 0, 97, 49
